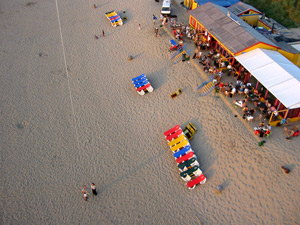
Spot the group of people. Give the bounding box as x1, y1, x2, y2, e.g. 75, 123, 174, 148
95, 30, 105, 39
153, 14, 162, 37
81, 183, 97, 201
185, 26, 198, 40
254, 122, 272, 138
233, 95, 255, 122
283, 119, 300, 140
221, 79, 252, 99
170, 20, 189, 41
194, 47, 222, 78
231, 81, 281, 123
249, 93, 280, 122
169, 18, 204, 43
172, 28, 184, 41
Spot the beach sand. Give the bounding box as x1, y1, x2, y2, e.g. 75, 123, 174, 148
1, 0, 299, 224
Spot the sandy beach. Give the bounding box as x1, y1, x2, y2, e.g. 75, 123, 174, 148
1, 0, 300, 224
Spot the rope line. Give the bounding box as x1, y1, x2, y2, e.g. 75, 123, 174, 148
54, 0, 81, 153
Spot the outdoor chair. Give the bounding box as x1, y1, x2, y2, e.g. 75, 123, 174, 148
246, 115, 254, 123
176, 151, 195, 164
166, 129, 183, 141
180, 172, 192, 182
186, 174, 206, 189
171, 139, 190, 152
173, 146, 192, 159
180, 165, 202, 178
178, 157, 199, 172
168, 134, 186, 147
164, 125, 181, 137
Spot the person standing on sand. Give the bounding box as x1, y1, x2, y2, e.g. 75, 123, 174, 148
160, 14, 163, 23
155, 27, 159, 37
153, 14, 157, 25
81, 185, 88, 201
163, 17, 168, 26
138, 24, 142, 30
91, 183, 97, 195
102, 29, 105, 37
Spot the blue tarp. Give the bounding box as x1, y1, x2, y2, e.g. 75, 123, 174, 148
194, 0, 239, 7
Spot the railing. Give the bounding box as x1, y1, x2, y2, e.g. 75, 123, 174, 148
269, 109, 288, 126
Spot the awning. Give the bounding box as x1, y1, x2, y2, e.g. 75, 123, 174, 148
235, 48, 300, 109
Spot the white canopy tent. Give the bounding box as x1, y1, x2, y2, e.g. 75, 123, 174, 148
235, 48, 300, 109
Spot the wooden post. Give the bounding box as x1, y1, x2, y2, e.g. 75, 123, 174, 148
274, 99, 279, 107
255, 81, 259, 90
277, 102, 281, 111
231, 57, 235, 65
264, 90, 269, 99
284, 108, 289, 119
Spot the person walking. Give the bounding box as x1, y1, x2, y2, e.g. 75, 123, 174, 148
81, 185, 88, 201
155, 27, 159, 37
163, 17, 168, 26
91, 183, 97, 195
153, 14, 157, 25
102, 29, 105, 37
192, 48, 198, 59
160, 14, 164, 23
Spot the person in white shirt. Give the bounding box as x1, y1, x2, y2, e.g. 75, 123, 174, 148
81, 185, 88, 201
91, 183, 97, 196
231, 87, 236, 96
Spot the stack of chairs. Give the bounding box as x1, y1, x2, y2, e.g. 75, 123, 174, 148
131, 74, 153, 95
164, 125, 206, 189
105, 10, 123, 27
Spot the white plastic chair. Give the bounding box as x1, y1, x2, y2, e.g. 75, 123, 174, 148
138, 90, 145, 95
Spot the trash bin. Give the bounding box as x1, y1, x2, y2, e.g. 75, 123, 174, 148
182, 53, 186, 62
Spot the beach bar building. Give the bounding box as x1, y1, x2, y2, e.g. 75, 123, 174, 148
188, 2, 300, 66
236, 48, 300, 124
227, 1, 262, 27
189, 3, 300, 122
189, 3, 279, 65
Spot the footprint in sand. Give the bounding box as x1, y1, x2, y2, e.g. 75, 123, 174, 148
256, 153, 263, 164
50, 155, 64, 168
26, 2, 37, 7
39, 52, 48, 57
16, 120, 29, 129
